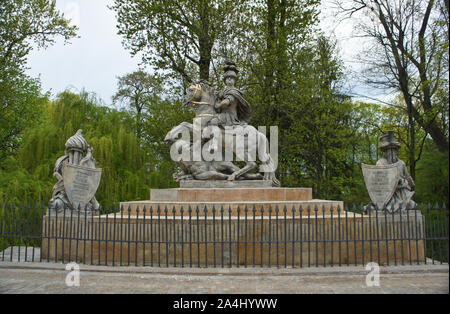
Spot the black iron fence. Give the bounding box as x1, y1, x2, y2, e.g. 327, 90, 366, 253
0, 203, 448, 267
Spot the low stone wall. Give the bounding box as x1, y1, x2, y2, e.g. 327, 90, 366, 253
41, 211, 425, 267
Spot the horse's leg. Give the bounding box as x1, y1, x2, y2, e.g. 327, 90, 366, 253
180, 121, 193, 132
228, 161, 257, 181
255, 131, 281, 186
227, 128, 258, 181
195, 171, 229, 180
165, 122, 193, 142
243, 173, 263, 180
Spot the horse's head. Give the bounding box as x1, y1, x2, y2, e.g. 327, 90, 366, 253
184, 81, 215, 108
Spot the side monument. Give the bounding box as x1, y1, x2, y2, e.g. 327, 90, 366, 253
48, 130, 102, 216
362, 131, 416, 213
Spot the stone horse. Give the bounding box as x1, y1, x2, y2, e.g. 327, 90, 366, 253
165, 81, 280, 187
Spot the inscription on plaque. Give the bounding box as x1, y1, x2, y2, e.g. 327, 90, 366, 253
72, 169, 91, 208
362, 163, 399, 209
63, 164, 102, 211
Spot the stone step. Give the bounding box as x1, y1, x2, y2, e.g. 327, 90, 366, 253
150, 187, 313, 202
119, 200, 343, 216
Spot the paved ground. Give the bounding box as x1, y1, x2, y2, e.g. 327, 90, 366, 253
0, 261, 448, 294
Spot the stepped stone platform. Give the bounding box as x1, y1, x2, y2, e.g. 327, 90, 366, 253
120, 186, 343, 216
41, 183, 425, 266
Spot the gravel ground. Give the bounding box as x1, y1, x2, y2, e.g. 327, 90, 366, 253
0, 260, 448, 294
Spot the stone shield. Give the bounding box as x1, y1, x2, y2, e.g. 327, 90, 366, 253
63, 164, 102, 211
362, 163, 399, 210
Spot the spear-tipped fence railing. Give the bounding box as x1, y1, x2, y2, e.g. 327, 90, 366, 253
0, 203, 448, 267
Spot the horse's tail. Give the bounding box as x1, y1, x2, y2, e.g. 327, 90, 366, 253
257, 131, 274, 171
257, 131, 280, 187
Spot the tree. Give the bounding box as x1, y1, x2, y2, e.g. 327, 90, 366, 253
377, 95, 430, 180
335, 0, 449, 152
113, 71, 163, 140
0, 0, 78, 159
220, 0, 321, 183
283, 36, 354, 198
226, 0, 321, 128
0, 74, 45, 160
0, 0, 77, 75
0, 91, 177, 205
110, 0, 240, 84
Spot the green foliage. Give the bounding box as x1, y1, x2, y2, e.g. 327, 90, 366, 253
0, 0, 447, 209
110, 0, 240, 82
0, 74, 46, 159
0, 0, 77, 159
415, 143, 449, 204
0, 91, 183, 206
337, 0, 449, 152
0, 0, 77, 73
113, 71, 164, 140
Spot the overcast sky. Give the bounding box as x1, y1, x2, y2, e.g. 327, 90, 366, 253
26, 0, 379, 105
27, 0, 140, 104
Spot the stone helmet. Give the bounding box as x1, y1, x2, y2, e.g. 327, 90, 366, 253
379, 131, 401, 151
223, 60, 239, 82
65, 129, 88, 153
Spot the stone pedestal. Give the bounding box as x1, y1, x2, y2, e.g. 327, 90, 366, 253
41, 185, 426, 267
150, 187, 313, 202
179, 180, 274, 188
120, 187, 342, 216
41, 211, 425, 266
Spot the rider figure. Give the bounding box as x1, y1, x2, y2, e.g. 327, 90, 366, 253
211, 60, 252, 127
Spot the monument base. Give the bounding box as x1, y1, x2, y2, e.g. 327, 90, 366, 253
120, 186, 342, 216
42, 186, 426, 267
41, 211, 425, 266
150, 187, 312, 202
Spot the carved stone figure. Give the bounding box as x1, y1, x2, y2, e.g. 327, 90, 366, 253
48, 130, 102, 216
171, 139, 263, 181
363, 131, 416, 213
213, 60, 252, 126
165, 60, 280, 187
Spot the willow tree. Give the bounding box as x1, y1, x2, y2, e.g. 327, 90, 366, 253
0, 91, 178, 205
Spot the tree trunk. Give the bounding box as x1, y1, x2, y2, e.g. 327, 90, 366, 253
198, 39, 212, 81
198, 3, 212, 81
408, 100, 416, 181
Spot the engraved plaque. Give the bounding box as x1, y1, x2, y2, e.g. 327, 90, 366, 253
362, 163, 399, 209
63, 164, 102, 211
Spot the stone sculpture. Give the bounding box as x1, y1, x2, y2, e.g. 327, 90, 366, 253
164, 60, 280, 187
362, 131, 416, 213
48, 130, 102, 216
